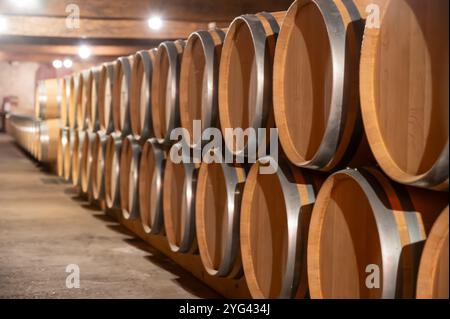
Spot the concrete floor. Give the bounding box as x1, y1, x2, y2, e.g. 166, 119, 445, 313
0, 134, 218, 298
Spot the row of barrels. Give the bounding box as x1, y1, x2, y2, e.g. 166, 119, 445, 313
7, 114, 59, 163
44, 0, 448, 299
58, 127, 448, 299
56, 0, 449, 192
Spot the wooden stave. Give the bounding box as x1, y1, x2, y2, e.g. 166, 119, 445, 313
307, 167, 448, 299
68, 74, 79, 130
130, 49, 157, 139
76, 71, 91, 131
195, 161, 245, 278
71, 130, 85, 187
60, 76, 71, 127
80, 131, 96, 194
104, 133, 122, 209
138, 138, 167, 235
179, 29, 225, 149
151, 40, 185, 145
63, 129, 75, 181
359, 0, 449, 190
162, 147, 199, 253
57, 127, 69, 177
87, 66, 102, 132
119, 135, 142, 220
91, 131, 108, 201
240, 156, 325, 299
218, 12, 283, 157
416, 206, 449, 299
98, 62, 116, 133
113, 56, 134, 137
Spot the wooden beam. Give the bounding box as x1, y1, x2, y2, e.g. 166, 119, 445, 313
1, 15, 209, 40
0, 0, 293, 22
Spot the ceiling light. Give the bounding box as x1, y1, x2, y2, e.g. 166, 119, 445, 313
10, 0, 39, 9
63, 58, 73, 69
78, 45, 91, 59
52, 59, 63, 69
147, 16, 163, 30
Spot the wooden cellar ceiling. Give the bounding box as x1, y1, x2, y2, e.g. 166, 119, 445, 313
0, 0, 294, 63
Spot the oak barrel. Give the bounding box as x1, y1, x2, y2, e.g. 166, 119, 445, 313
91, 131, 108, 201
104, 133, 122, 209
360, 0, 449, 190
416, 206, 449, 299
139, 138, 167, 234
151, 40, 185, 145
218, 12, 284, 156
308, 168, 448, 299
113, 56, 134, 136
196, 162, 245, 278
241, 156, 325, 298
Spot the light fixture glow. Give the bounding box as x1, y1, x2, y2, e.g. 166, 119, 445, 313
52, 59, 63, 69
10, 0, 38, 9
78, 45, 91, 59
63, 58, 73, 69
147, 16, 163, 30
0, 16, 7, 33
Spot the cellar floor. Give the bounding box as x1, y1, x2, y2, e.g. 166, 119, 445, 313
0, 133, 218, 298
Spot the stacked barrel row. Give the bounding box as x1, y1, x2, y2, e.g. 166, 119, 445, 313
53, 0, 447, 299
6, 79, 61, 162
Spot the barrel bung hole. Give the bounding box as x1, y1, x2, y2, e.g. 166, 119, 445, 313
198, 163, 228, 270
181, 35, 206, 138
246, 171, 288, 298
279, 3, 333, 162
315, 176, 383, 298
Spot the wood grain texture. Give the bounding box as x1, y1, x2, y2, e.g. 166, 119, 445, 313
360, 0, 449, 189
273, 0, 373, 171
308, 168, 448, 299
240, 158, 324, 298
416, 207, 449, 299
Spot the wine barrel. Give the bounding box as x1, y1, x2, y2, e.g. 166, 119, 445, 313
119, 135, 142, 220
308, 168, 448, 299
91, 131, 108, 201
98, 62, 116, 133
38, 119, 60, 163
71, 130, 85, 187
87, 66, 101, 132
163, 147, 198, 252
77, 70, 92, 131
63, 129, 75, 181
196, 162, 245, 278
80, 131, 96, 194
139, 138, 167, 234
273, 0, 373, 171
360, 0, 449, 190
35, 79, 62, 120
130, 49, 157, 139
113, 56, 134, 136
68, 74, 79, 129
180, 29, 225, 148
60, 76, 70, 127
417, 207, 449, 299
104, 133, 122, 209
57, 127, 69, 177
218, 12, 284, 156
241, 157, 325, 299
151, 40, 185, 145
32, 120, 40, 159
